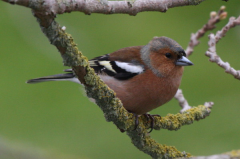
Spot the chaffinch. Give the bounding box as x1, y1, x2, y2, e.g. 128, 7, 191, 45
27, 36, 193, 120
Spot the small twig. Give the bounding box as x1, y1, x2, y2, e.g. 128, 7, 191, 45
174, 89, 191, 113
204, 102, 214, 108
205, 16, 240, 79
186, 6, 227, 57
191, 150, 240, 159
174, 89, 214, 113
177, 7, 227, 114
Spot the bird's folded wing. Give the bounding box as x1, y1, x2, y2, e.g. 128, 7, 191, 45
90, 49, 145, 80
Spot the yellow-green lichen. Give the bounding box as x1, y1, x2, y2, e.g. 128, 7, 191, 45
225, 150, 240, 158
149, 105, 211, 132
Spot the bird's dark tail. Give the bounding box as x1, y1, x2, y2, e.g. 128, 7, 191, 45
26, 73, 75, 84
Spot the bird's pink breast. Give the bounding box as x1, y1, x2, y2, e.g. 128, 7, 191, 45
100, 69, 182, 115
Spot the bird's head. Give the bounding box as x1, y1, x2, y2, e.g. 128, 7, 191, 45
141, 36, 193, 77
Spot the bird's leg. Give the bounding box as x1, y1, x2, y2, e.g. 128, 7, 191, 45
144, 114, 161, 133
128, 110, 139, 130
133, 113, 139, 130
119, 128, 125, 133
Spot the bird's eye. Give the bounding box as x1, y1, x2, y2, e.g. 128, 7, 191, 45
165, 53, 172, 58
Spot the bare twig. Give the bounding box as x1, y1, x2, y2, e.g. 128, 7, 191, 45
204, 102, 214, 108
174, 89, 214, 113
205, 16, 240, 79
176, 7, 227, 113
186, 6, 227, 57
174, 89, 192, 113
191, 150, 240, 159
3, 0, 207, 16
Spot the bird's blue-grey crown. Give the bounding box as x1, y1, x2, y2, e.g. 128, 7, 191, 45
148, 36, 185, 56
140, 36, 186, 61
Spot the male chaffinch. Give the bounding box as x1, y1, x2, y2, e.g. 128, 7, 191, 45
27, 36, 193, 130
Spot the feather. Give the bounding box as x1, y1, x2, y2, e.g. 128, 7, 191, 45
26, 73, 77, 84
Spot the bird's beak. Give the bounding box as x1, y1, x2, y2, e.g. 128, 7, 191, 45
175, 56, 193, 66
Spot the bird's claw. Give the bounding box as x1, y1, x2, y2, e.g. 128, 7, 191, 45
118, 112, 161, 133
118, 111, 139, 133
133, 113, 139, 130
144, 114, 161, 133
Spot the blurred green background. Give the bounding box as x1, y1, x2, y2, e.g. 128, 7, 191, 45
1, 1, 240, 158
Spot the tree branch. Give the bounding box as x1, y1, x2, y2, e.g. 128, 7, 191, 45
174, 89, 214, 113
30, 9, 214, 158
205, 16, 240, 79
4, 0, 207, 16
186, 6, 227, 57
190, 150, 240, 159
174, 89, 192, 113
173, 7, 228, 116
